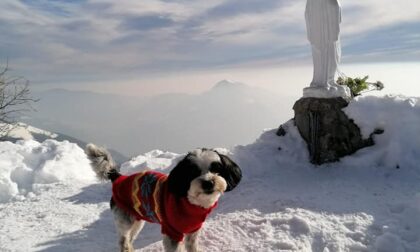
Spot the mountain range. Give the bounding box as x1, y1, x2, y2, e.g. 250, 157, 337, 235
22, 80, 295, 157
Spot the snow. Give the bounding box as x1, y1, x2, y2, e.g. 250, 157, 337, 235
120, 150, 182, 175
0, 139, 95, 203
343, 95, 420, 169
1, 94, 420, 251
1, 122, 58, 140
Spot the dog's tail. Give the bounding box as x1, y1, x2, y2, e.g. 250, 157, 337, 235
85, 143, 121, 182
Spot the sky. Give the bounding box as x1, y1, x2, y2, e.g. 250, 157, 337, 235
0, 0, 419, 96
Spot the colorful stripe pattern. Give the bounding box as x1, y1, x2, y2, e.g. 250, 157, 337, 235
112, 170, 219, 242
130, 171, 167, 223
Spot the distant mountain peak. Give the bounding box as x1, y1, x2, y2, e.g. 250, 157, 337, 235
213, 80, 247, 90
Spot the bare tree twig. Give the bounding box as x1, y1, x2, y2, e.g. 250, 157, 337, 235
0, 64, 38, 139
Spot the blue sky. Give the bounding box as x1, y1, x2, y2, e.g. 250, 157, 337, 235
0, 0, 419, 95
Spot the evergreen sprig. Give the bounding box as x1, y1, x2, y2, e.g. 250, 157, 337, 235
337, 75, 384, 97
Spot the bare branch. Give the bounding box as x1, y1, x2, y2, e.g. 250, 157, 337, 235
0, 65, 38, 138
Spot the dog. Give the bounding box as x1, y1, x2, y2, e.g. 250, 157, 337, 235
85, 144, 242, 252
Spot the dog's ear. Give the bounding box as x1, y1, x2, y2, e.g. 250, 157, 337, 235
218, 154, 242, 192
167, 155, 200, 198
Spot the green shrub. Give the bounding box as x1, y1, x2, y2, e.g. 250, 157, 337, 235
337, 75, 384, 97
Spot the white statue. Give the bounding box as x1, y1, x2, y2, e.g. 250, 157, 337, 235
303, 0, 350, 98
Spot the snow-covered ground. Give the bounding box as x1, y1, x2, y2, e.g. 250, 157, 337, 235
1, 94, 419, 252
0, 122, 58, 141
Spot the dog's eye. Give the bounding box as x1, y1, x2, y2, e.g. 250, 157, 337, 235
209, 162, 223, 173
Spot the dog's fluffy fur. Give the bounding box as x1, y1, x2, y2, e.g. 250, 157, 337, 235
86, 144, 241, 252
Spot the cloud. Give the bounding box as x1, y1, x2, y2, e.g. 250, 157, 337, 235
0, 0, 419, 90
342, 21, 420, 62
206, 0, 284, 18
341, 0, 420, 35
118, 15, 174, 31
194, 1, 306, 45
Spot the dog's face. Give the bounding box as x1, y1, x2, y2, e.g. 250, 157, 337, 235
167, 148, 242, 209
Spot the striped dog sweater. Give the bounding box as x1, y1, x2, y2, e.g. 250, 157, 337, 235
112, 171, 217, 241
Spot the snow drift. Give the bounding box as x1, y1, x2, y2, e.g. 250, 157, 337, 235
1, 94, 420, 251
0, 139, 95, 203
344, 94, 420, 169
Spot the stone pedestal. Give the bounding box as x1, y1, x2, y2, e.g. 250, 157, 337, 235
293, 97, 373, 165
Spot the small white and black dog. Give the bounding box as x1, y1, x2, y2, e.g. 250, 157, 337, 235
86, 144, 241, 252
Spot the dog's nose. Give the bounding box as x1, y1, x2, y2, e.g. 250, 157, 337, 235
201, 180, 215, 191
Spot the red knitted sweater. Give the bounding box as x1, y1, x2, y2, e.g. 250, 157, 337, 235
112, 171, 218, 241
